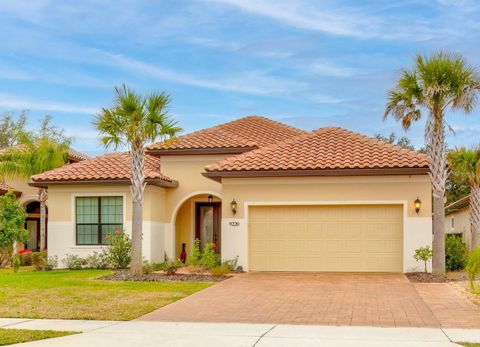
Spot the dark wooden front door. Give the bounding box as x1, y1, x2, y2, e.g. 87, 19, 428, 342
195, 202, 221, 254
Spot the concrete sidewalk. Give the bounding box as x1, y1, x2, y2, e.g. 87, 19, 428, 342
2, 319, 480, 346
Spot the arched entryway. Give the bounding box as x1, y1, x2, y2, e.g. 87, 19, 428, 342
173, 193, 222, 260
23, 201, 48, 251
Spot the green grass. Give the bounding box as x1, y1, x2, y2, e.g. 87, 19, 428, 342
0, 267, 212, 320
0, 328, 76, 346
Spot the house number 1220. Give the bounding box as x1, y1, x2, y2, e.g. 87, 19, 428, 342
229, 221, 240, 227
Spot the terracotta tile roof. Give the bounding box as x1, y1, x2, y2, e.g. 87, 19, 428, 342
146, 115, 306, 153
205, 127, 429, 174
30, 152, 175, 187
67, 149, 90, 162
445, 195, 470, 215
0, 181, 17, 194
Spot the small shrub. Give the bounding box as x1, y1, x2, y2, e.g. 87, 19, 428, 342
105, 231, 131, 269
466, 248, 480, 292
44, 255, 58, 271
222, 256, 239, 271
32, 251, 57, 271
63, 254, 87, 270
161, 259, 184, 275
31, 251, 47, 271
12, 254, 21, 273
186, 239, 202, 267
413, 245, 433, 273
142, 260, 163, 275
18, 250, 32, 266
445, 235, 467, 271
201, 243, 220, 270
86, 251, 111, 269
210, 264, 231, 276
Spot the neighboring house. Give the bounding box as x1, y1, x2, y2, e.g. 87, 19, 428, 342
0, 149, 90, 251
445, 195, 471, 249
30, 116, 432, 272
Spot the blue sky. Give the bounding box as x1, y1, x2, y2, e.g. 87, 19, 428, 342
0, 0, 479, 155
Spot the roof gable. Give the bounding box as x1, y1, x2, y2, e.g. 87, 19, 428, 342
204, 127, 429, 178
146, 115, 306, 154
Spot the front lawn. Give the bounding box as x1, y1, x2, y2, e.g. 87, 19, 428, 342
0, 328, 76, 346
0, 268, 212, 320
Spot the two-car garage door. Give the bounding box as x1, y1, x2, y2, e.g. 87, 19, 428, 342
248, 205, 403, 272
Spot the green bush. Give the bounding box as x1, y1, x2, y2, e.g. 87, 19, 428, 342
32, 251, 57, 271
142, 260, 163, 275
105, 231, 131, 269
161, 259, 183, 275
31, 251, 47, 271
63, 254, 87, 270
201, 243, 220, 270
414, 245, 433, 273
445, 235, 467, 271
86, 252, 111, 269
210, 264, 231, 276
186, 239, 202, 267
19, 252, 32, 266
466, 248, 480, 292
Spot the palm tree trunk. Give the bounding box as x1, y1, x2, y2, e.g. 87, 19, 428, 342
470, 184, 480, 249
130, 145, 145, 275
39, 188, 48, 251
426, 112, 447, 274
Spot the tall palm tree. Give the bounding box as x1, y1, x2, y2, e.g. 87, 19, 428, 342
95, 85, 181, 275
385, 52, 480, 273
449, 146, 480, 249
0, 135, 69, 251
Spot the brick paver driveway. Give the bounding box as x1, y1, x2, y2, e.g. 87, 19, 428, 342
139, 272, 480, 328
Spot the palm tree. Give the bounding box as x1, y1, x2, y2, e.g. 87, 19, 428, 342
385, 52, 480, 273
449, 146, 480, 249
95, 85, 181, 275
0, 135, 69, 251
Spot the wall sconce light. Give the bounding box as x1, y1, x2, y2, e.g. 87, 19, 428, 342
208, 195, 213, 203
414, 197, 421, 214
230, 198, 237, 215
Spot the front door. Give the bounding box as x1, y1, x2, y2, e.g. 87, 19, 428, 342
195, 202, 221, 254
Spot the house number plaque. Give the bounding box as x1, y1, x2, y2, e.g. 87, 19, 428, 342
229, 221, 240, 227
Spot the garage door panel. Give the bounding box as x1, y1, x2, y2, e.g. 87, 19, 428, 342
249, 205, 403, 272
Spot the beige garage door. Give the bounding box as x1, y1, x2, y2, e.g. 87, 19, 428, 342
249, 205, 403, 272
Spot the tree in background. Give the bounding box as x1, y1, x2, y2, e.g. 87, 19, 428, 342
374, 132, 416, 151
0, 191, 27, 267
0, 111, 27, 149
448, 146, 480, 248
0, 134, 70, 251
95, 85, 181, 275
385, 51, 480, 274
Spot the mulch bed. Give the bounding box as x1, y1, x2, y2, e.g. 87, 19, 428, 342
405, 271, 470, 283
99, 270, 231, 282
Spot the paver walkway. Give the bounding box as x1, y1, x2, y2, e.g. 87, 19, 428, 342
139, 272, 442, 327
414, 282, 480, 328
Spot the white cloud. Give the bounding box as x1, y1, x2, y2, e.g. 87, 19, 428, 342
309, 61, 360, 78
104, 51, 305, 96
0, 93, 98, 114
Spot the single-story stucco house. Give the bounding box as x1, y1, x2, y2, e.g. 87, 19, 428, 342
445, 195, 472, 249
30, 116, 432, 272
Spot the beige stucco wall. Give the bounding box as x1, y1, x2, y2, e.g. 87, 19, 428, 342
220, 175, 433, 272
221, 175, 432, 218
5, 177, 40, 204
160, 155, 224, 221
446, 207, 471, 249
